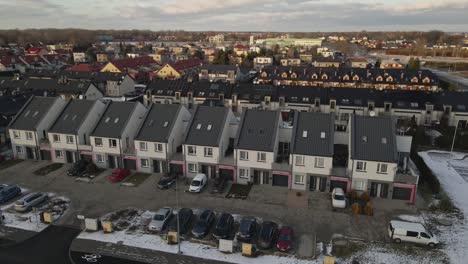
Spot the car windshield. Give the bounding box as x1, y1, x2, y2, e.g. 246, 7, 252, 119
261, 226, 272, 238
191, 180, 201, 187
15, 201, 24, 205
334, 194, 345, 200
240, 220, 253, 232
279, 234, 290, 240
153, 214, 165, 221
112, 172, 119, 177
200, 211, 211, 221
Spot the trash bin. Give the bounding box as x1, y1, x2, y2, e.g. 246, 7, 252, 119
102, 221, 113, 233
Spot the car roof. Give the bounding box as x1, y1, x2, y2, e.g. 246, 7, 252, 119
390, 220, 427, 232
157, 208, 170, 214
333, 188, 344, 194
193, 173, 206, 180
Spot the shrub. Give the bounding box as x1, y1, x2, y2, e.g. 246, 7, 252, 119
349, 190, 358, 201
364, 201, 374, 216
439, 196, 454, 212
351, 202, 361, 215
296, 192, 302, 197
360, 191, 370, 202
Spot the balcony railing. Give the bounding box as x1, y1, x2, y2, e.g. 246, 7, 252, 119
330, 167, 351, 178
77, 144, 92, 151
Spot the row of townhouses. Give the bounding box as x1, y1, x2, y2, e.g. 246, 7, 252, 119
9, 96, 419, 203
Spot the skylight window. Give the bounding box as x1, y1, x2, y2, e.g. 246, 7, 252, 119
33, 111, 39, 117
63, 114, 69, 120
114, 118, 119, 123
196, 123, 202, 130
148, 120, 154, 127
163, 121, 169, 127
302, 130, 308, 138
24, 110, 30, 117
382, 137, 387, 144
362, 136, 367, 142
207, 124, 212, 131
72, 115, 77, 121
320, 132, 326, 139
105, 117, 110, 123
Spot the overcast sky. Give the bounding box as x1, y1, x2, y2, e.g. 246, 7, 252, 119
1, 0, 467, 32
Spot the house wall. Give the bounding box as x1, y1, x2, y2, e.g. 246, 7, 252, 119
167, 106, 191, 155
49, 133, 78, 151
120, 103, 147, 152
90, 136, 122, 155
220, 110, 237, 156
349, 159, 397, 191
236, 149, 274, 184
135, 140, 167, 160
291, 154, 333, 190
156, 64, 181, 80
84, 84, 104, 100
9, 129, 37, 147
100, 62, 121, 73
76, 100, 107, 146
184, 145, 221, 177
36, 99, 67, 141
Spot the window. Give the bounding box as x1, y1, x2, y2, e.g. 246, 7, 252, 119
420, 233, 431, 239
26, 132, 33, 140
377, 163, 388, 174
257, 152, 266, 162
294, 174, 304, 185
155, 143, 163, 152
314, 157, 325, 168
16, 146, 23, 154
141, 159, 149, 168
295, 155, 305, 166
53, 134, 61, 143
140, 142, 148, 151
188, 163, 198, 173
406, 231, 418, 237
66, 135, 74, 144
187, 146, 196, 155
239, 151, 249, 161
94, 138, 103, 147
353, 179, 366, 191
330, 100, 336, 110
204, 147, 213, 157
96, 154, 104, 163
13, 131, 20, 139
55, 150, 63, 159
356, 161, 367, 171
239, 168, 249, 179
109, 139, 117, 148
302, 130, 308, 138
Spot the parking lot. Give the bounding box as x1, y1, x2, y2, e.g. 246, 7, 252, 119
0, 160, 419, 245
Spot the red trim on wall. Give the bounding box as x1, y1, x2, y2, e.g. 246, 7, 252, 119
330, 176, 351, 193
272, 171, 292, 189
393, 183, 417, 203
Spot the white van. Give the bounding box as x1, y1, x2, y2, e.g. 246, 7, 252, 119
388, 220, 438, 248
189, 173, 207, 193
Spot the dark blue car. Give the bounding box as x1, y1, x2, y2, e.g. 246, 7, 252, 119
0, 185, 22, 203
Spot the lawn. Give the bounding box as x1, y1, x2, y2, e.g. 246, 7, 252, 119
121, 173, 151, 187
33, 163, 63, 176
0, 159, 23, 170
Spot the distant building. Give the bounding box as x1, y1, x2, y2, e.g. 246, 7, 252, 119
380, 59, 404, 69
253, 57, 273, 70
280, 58, 301, 67
209, 34, 225, 44
347, 57, 368, 68
73, 52, 86, 63
256, 37, 322, 47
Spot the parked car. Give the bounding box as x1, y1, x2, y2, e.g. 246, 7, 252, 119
189, 173, 207, 193
14, 192, 48, 212
331, 188, 346, 209
107, 168, 131, 182
191, 209, 215, 238
388, 220, 439, 248
258, 221, 279, 249
148, 207, 173, 232
66, 160, 90, 177
276, 226, 294, 252
236, 216, 257, 241
212, 212, 234, 240
157, 174, 177, 189
0, 185, 22, 203
168, 208, 193, 235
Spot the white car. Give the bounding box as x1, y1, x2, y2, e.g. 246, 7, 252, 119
148, 207, 173, 232
189, 173, 207, 193
331, 188, 346, 209
388, 220, 439, 248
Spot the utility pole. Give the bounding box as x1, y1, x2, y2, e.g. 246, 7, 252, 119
451, 120, 460, 152
176, 178, 182, 254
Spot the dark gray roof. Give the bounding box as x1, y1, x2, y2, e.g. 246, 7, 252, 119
91, 101, 137, 138
184, 106, 229, 147
48, 100, 96, 134
235, 109, 280, 152
8, 96, 57, 131
350, 115, 398, 163
291, 112, 334, 156
201, 64, 238, 73
136, 104, 181, 143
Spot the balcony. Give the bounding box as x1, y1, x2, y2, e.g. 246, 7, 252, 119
395, 159, 419, 184
170, 152, 184, 162
272, 162, 291, 172
220, 153, 235, 166
330, 167, 351, 178
39, 138, 50, 147
77, 144, 92, 152
123, 146, 135, 155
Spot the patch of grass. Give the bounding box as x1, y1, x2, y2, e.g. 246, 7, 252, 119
33, 163, 63, 176
0, 159, 23, 170
333, 240, 364, 258
122, 173, 151, 187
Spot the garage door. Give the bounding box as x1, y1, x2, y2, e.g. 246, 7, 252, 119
219, 169, 234, 181
392, 187, 412, 200
40, 150, 51, 161
124, 159, 137, 170
330, 180, 348, 192
170, 163, 183, 176
272, 174, 288, 187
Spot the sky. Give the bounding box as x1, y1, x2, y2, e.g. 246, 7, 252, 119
1, 0, 467, 32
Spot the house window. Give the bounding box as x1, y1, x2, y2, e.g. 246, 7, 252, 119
55, 150, 63, 159
16, 146, 23, 154
204, 147, 213, 157
330, 100, 336, 110
13, 131, 20, 139
353, 179, 366, 191
141, 159, 149, 168
96, 154, 104, 163
187, 146, 196, 155
356, 161, 367, 172
314, 157, 325, 168
294, 174, 305, 185
53, 134, 61, 143
109, 139, 117, 148
239, 151, 249, 161
384, 103, 391, 112
140, 142, 148, 151
377, 163, 388, 174
155, 143, 163, 152
295, 155, 305, 166
257, 152, 266, 162
94, 138, 103, 147
239, 168, 249, 179
66, 135, 74, 144
188, 163, 198, 173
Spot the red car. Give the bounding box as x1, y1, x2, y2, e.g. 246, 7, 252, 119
107, 168, 131, 182
276, 226, 294, 252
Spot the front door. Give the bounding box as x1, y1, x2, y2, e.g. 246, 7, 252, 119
65, 151, 74, 163
26, 147, 34, 159
108, 155, 116, 168
253, 170, 260, 185
261, 171, 269, 184
154, 160, 161, 173
370, 182, 389, 198
310, 176, 327, 192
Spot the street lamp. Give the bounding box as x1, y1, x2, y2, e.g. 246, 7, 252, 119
451, 120, 460, 152
175, 177, 182, 254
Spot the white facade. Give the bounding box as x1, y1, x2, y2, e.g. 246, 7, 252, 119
105, 76, 135, 97
291, 154, 333, 191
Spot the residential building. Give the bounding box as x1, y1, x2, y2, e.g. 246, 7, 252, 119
153, 58, 203, 80
380, 59, 404, 69
209, 34, 225, 44
253, 57, 273, 70
280, 58, 301, 67
199, 65, 239, 84
347, 57, 368, 68
96, 53, 109, 63
73, 52, 86, 63
314, 57, 342, 68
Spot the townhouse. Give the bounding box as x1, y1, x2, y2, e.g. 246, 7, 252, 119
153, 58, 203, 80
199, 65, 239, 84
47, 99, 107, 163
9, 96, 67, 160
134, 104, 191, 174
90, 101, 147, 169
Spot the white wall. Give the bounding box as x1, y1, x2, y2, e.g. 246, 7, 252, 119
77, 100, 107, 145
9, 130, 37, 147
185, 145, 220, 165
349, 159, 397, 185
84, 84, 104, 100
236, 149, 274, 171
90, 136, 122, 155
291, 154, 333, 190
135, 140, 167, 160
37, 98, 67, 140
167, 106, 191, 155
120, 102, 147, 151
49, 133, 78, 151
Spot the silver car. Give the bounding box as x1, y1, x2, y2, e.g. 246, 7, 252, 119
14, 192, 48, 212
148, 207, 173, 232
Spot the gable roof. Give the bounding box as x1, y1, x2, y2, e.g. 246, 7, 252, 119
8, 96, 58, 131
291, 112, 334, 156
91, 101, 137, 138
48, 99, 96, 134
235, 109, 280, 152
201, 64, 238, 73
350, 115, 398, 163
136, 104, 181, 143
107, 56, 155, 71
184, 106, 229, 147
